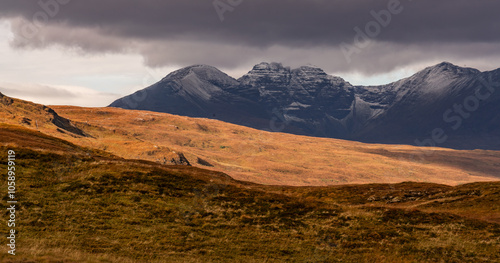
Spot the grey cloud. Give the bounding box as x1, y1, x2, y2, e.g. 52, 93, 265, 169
0, 85, 76, 99
0, 0, 499, 75
0, 83, 120, 107
139, 41, 500, 76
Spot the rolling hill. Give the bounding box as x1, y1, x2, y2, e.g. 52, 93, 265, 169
1, 123, 499, 262
1, 91, 499, 186
52, 105, 500, 186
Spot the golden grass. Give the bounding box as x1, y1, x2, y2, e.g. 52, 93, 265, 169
44, 105, 500, 186
0, 124, 498, 262
2, 92, 499, 186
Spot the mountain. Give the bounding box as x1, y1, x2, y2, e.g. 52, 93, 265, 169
109, 65, 270, 128
110, 62, 358, 137
354, 62, 500, 149
111, 62, 500, 150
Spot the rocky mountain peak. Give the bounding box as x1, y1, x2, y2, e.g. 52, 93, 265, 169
422, 61, 480, 77
293, 65, 327, 76
252, 62, 289, 72
385, 61, 483, 96
160, 64, 238, 89
238, 62, 292, 87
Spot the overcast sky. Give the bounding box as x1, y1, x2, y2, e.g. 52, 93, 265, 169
1, 0, 499, 107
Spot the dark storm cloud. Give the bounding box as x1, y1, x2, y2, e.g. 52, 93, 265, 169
0, 0, 499, 74
1, 0, 499, 46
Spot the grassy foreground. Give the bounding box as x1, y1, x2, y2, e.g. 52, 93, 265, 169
1, 125, 499, 262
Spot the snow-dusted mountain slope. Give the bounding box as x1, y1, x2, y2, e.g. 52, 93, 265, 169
353, 62, 500, 149
109, 65, 269, 126
110, 62, 500, 150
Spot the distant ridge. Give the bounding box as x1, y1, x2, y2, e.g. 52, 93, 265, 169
110, 62, 500, 150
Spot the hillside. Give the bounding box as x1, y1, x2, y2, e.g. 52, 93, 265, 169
52, 105, 500, 186
1, 91, 499, 186
0, 124, 499, 262
0, 92, 188, 165
0, 92, 87, 138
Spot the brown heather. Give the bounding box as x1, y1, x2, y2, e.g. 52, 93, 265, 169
0, 95, 498, 262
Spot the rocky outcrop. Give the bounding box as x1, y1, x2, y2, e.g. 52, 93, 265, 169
197, 157, 214, 167
47, 107, 89, 137
160, 152, 191, 166
0, 92, 88, 137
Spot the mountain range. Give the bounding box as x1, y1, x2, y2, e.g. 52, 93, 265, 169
110, 62, 500, 150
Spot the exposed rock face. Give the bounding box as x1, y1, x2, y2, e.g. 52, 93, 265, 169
227, 62, 356, 137
176, 153, 191, 166
47, 107, 89, 137
197, 157, 214, 167
160, 152, 191, 166
0, 92, 14, 106
110, 62, 500, 150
